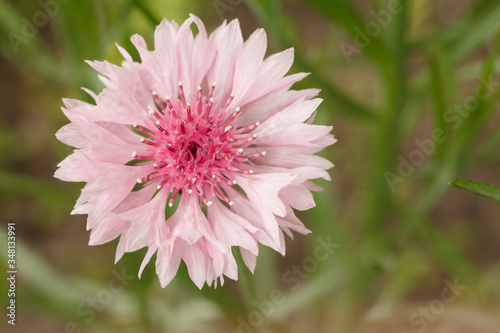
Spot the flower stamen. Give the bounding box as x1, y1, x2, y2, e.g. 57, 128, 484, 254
131, 84, 263, 206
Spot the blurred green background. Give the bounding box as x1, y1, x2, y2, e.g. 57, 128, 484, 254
1, 0, 500, 332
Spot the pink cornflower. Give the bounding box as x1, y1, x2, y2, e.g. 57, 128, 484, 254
55, 15, 335, 288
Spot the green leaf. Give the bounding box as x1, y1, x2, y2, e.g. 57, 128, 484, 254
449, 179, 500, 202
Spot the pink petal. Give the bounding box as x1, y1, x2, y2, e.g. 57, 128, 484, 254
181, 241, 209, 289
113, 190, 169, 261
168, 194, 227, 253
232, 28, 267, 102
54, 150, 98, 183
206, 19, 244, 108
256, 146, 334, 170
156, 241, 183, 288
235, 173, 296, 217
56, 121, 144, 164
277, 204, 311, 236
238, 88, 320, 126
207, 199, 259, 255
279, 184, 316, 211
240, 248, 258, 273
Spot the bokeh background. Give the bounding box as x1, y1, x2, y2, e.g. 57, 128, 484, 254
1, 0, 500, 332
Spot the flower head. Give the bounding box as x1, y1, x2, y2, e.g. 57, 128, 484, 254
55, 15, 335, 288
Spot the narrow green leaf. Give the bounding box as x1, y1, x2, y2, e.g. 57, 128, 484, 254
428, 48, 453, 131
449, 179, 500, 202
447, 28, 500, 171
427, 40, 458, 162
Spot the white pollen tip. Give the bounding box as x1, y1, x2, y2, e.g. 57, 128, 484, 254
178, 81, 183, 86
229, 138, 234, 142
137, 178, 142, 183
249, 170, 254, 174
238, 148, 244, 153
212, 175, 217, 179
255, 121, 260, 127
230, 92, 234, 97
166, 96, 170, 100
224, 125, 233, 132
209, 97, 214, 103
232, 180, 237, 185
152, 91, 157, 96
157, 185, 162, 189
197, 85, 202, 91
261, 151, 266, 156
235, 107, 241, 112
186, 102, 191, 107
212, 81, 217, 87
169, 202, 173, 207
253, 133, 258, 138
206, 201, 213, 207
140, 137, 145, 142
132, 123, 137, 128
229, 201, 234, 206
188, 189, 193, 194
132, 151, 137, 158
155, 120, 160, 125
